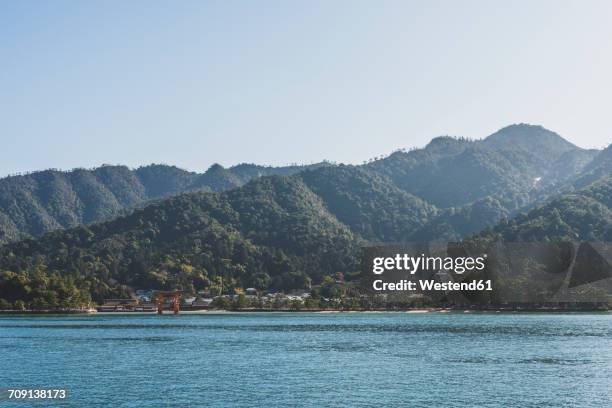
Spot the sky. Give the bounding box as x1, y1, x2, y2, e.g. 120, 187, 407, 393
1, 0, 612, 177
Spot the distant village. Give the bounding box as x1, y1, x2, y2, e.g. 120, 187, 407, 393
95, 280, 611, 313
97, 287, 320, 312
96, 272, 388, 312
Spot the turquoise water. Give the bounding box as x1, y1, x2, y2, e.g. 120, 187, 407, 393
1, 312, 611, 407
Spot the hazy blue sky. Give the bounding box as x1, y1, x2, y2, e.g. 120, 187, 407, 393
1, 0, 611, 176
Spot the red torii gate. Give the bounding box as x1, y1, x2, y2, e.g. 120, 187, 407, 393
154, 291, 182, 315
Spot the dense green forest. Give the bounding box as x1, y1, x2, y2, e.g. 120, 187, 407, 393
0, 176, 359, 308
0, 124, 610, 309
0, 124, 599, 246
299, 165, 437, 241
0, 162, 327, 245
480, 175, 612, 242
367, 124, 598, 208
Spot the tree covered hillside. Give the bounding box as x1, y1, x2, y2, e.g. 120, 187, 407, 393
368, 124, 594, 210
0, 162, 326, 245
574, 144, 612, 188
299, 165, 437, 241
480, 176, 612, 242
0, 124, 609, 309
0, 176, 358, 308
0, 124, 601, 246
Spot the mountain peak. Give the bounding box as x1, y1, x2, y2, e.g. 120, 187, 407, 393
422, 135, 472, 154
497, 123, 547, 132
481, 123, 578, 158
206, 163, 226, 173
426, 135, 464, 147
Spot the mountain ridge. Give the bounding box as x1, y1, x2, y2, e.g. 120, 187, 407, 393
0, 123, 606, 246
0, 162, 328, 244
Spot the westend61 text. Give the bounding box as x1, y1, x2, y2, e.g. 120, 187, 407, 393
372, 279, 493, 292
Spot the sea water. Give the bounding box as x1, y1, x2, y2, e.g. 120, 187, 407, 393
1, 312, 611, 407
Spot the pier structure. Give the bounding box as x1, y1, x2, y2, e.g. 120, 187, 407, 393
154, 291, 183, 315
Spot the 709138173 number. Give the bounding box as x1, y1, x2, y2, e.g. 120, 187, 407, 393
5, 389, 67, 400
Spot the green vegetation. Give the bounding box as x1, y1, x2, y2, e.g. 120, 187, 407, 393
480, 176, 612, 242
0, 124, 610, 309
0, 162, 326, 245
299, 165, 437, 241
0, 176, 359, 309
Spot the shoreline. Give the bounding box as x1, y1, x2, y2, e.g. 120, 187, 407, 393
1, 307, 610, 315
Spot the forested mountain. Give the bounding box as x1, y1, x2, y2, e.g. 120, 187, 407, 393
1, 169, 610, 309
0, 162, 326, 245
0, 123, 609, 308
368, 124, 594, 209
1, 167, 610, 309
0, 176, 359, 306
479, 124, 577, 159
574, 144, 612, 188
409, 197, 510, 241
299, 165, 437, 241
357, 124, 601, 237
481, 175, 612, 242
1, 124, 600, 246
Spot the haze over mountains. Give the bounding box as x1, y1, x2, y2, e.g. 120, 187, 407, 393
0, 124, 610, 306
